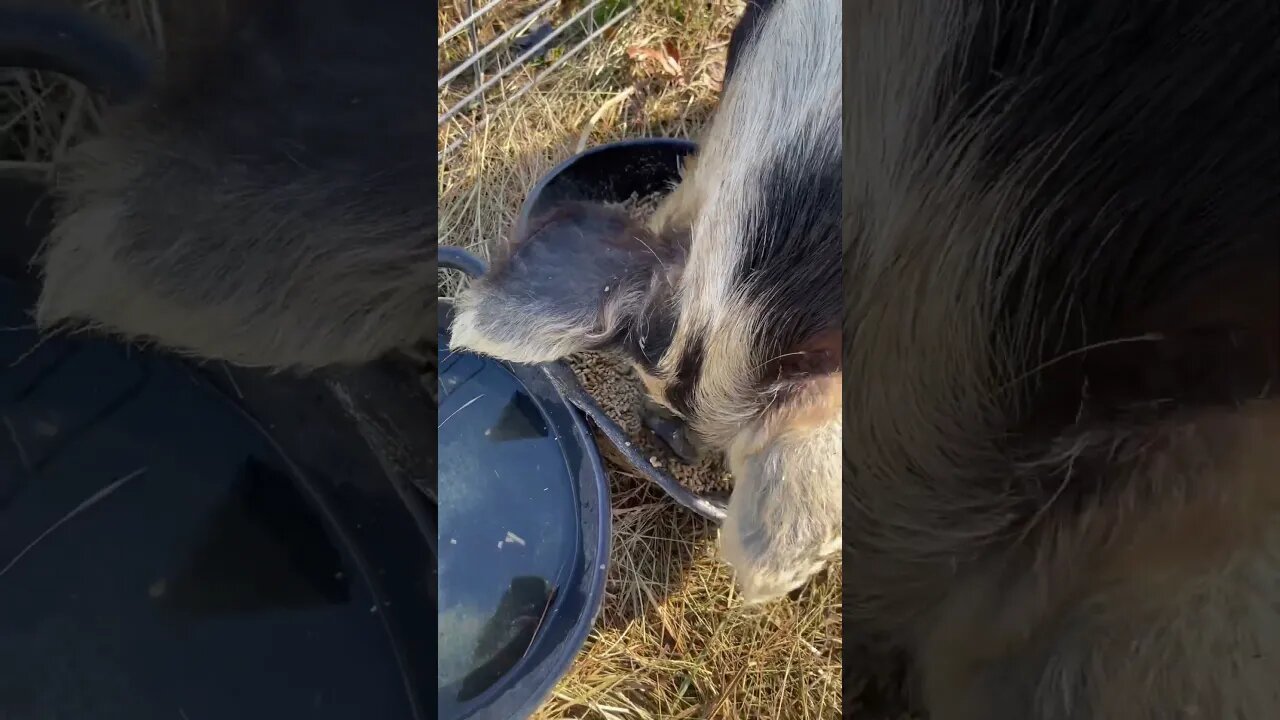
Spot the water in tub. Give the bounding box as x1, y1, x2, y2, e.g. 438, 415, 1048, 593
436, 351, 580, 711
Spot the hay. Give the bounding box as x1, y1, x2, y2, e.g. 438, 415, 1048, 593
439, 2, 845, 719
0, 0, 163, 172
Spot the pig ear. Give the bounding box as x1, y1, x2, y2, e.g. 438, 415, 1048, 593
449, 202, 672, 364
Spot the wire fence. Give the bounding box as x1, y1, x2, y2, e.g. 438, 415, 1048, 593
436, 0, 638, 161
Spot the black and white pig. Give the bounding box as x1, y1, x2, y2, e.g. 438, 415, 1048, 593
450, 0, 843, 605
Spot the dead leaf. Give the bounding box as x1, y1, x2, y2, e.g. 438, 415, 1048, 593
626, 43, 683, 78
702, 59, 726, 93
663, 39, 682, 66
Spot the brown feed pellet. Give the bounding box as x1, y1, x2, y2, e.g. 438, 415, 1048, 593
565, 351, 733, 495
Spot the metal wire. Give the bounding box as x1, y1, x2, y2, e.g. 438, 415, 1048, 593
437, 0, 559, 90
439, 4, 634, 161
438, 0, 638, 160
438, 0, 506, 47
438, 0, 610, 127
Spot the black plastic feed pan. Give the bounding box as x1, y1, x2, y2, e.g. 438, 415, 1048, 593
435, 137, 729, 720
468, 136, 727, 524
515, 137, 698, 239
513, 137, 727, 522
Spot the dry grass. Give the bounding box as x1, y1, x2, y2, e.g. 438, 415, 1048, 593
438, 0, 728, 260
0, 0, 163, 171
438, 2, 844, 718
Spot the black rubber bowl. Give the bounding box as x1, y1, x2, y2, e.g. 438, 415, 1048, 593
509, 139, 727, 524
435, 139, 723, 718
515, 137, 698, 239
436, 248, 610, 720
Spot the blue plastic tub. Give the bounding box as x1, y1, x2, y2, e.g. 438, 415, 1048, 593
436, 248, 611, 720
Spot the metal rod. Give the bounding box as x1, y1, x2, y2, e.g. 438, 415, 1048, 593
438, 0, 559, 90
437, 0, 609, 127
439, 4, 634, 161
438, 0, 505, 47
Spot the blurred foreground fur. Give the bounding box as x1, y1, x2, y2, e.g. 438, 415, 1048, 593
4, 0, 433, 370
845, 1, 1279, 718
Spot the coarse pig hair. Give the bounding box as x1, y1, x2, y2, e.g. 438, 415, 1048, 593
2, 0, 433, 370
451, 0, 843, 605
845, 0, 1279, 718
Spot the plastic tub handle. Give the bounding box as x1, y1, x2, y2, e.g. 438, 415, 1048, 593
437, 246, 488, 279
